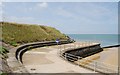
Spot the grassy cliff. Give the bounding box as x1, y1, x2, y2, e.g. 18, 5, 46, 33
1, 22, 68, 46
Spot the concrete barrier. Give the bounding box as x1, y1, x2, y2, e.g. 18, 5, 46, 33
15, 40, 73, 63
102, 44, 120, 49
60, 44, 119, 73
63, 44, 103, 61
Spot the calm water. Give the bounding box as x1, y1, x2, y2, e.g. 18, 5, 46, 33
67, 34, 119, 47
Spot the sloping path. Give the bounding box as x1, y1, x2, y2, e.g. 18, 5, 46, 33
22, 44, 98, 73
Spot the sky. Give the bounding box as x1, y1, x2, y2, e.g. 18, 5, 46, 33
0, 1, 118, 34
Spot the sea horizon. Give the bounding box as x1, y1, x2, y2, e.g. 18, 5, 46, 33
67, 34, 119, 47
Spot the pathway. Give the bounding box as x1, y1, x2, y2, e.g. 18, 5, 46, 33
22, 43, 98, 73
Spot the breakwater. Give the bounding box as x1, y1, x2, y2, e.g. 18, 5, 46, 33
60, 43, 119, 73
64, 44, 103, 62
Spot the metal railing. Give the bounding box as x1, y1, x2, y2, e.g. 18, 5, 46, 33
58, 42, 119, 73
60, 52, 118, 73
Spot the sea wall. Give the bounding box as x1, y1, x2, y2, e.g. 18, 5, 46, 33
6, 40, 73, 73
63, 44, 103, 61
16, 40, 73, 63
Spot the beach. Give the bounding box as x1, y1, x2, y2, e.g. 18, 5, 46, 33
98, 48, 118, 66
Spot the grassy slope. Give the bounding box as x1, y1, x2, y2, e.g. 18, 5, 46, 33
1, 22, 68, 46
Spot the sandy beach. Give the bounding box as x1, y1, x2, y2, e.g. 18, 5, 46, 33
74, 47, 118, 73
98, 47, 118, 66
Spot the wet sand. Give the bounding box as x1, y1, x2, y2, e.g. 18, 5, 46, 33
73, 47, 118, 73
98, 47, 118, 66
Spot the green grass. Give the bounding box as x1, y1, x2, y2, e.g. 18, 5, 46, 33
0, 46, 9, 58
0, 72, 8, 75
0, 46, 9, 54
1, 22, 68, 46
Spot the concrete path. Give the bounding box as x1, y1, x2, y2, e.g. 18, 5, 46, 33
22, 44, 97, 73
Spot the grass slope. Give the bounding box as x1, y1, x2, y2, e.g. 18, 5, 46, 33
1, 22, 68, 46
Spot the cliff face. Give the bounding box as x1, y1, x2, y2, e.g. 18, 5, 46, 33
1, 22, 68, 46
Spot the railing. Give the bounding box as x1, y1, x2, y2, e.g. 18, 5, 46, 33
57, 42, 119, 73
60, 52, 119, 73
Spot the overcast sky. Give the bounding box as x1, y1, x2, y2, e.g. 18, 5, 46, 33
1, 2, 118, 34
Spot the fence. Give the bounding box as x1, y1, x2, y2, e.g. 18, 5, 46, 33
58, 42, 119, 73
60, 52, 119, 73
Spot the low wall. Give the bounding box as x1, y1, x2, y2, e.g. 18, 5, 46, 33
102, 44, 120, 49
63, 44, 103, 61
6, 40, 73, 73
61, 44, 119, 73
15, 40, 73, 63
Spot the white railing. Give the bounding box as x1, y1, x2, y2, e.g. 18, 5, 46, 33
60, 52, 118, 73
57, 42, 119, 73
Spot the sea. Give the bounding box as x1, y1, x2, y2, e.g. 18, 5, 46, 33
67, 34, 119, 47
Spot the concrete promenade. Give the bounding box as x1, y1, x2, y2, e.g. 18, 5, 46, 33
6, 41, 118, 73
22, 42, 99, 73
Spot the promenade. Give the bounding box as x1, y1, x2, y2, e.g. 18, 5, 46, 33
22, 42, 99, 73
7, 41, 118, 73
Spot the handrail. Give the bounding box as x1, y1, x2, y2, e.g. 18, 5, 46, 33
61, 52, 118, 73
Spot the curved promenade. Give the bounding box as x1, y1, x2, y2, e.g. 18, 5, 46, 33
15, 40, 71, 63
7, 40, 73, 73
7, 40, 98, 73
7, 40, 118, 73
22, 43, 98, 73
